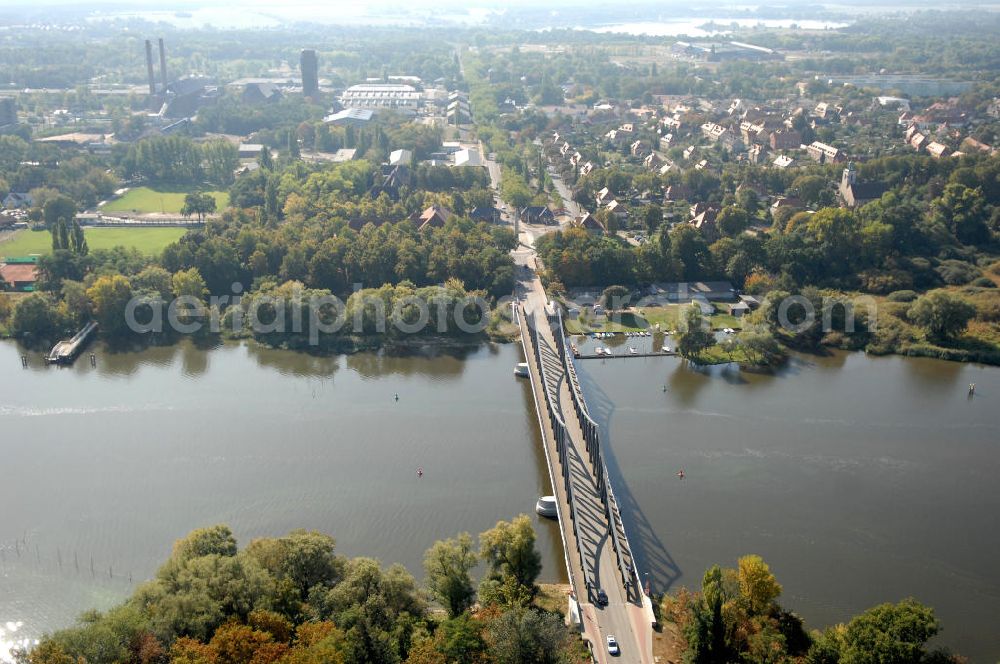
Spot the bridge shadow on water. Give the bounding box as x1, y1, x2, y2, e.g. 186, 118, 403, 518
573, 362, 684, 595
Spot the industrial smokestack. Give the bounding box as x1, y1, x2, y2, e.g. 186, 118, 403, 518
158, 38, 168, 91
145, 40, 156, 95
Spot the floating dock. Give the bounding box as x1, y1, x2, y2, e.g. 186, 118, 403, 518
46, 321, 98, 365
575, 351, 677, 360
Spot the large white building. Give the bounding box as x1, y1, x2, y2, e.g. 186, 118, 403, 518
340, 83, 422, 110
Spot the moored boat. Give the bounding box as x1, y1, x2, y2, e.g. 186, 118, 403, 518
535, 495, 558, 518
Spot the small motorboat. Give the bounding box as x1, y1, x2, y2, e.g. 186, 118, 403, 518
514, 362, 530, 378
536, 496, 558, 518
677, 470, 685, 479
628, 346, 637, 355
662, 345, 672, 353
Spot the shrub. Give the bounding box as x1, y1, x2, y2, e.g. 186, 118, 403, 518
970, 276, 997, 288
887, 290, 918, 303
859, 269, 913, 294
935, 259, 981, 285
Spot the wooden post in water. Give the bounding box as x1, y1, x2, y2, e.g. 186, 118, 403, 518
90, 353, 96, 367
21, 354, 28, 368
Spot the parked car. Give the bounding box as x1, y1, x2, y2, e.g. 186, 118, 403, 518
606, 635, 620, 656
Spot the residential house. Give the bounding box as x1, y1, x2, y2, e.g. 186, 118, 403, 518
2, 192, 33, 209
772, 155, 794, 169
521, 206, 555, 225
0, 258, 38, 292
701, 122, 728, 142
595, 187, 616, 206
960, 137, 995, 155
643, 152, 664, 170
575, 212, 605, 234
470, 206, 502, 223
806, 141, 844, 163
412, 205, 452, 231
770, 196, 803, 214
728, 301, 751, 317
605, 199, 627, 222
926, 141, 951, 159
689, 204, 720, 240
389, 149, 413, 166
769, 129, 801, 150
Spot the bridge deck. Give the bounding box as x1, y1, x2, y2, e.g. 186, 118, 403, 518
516, 271, 653, 664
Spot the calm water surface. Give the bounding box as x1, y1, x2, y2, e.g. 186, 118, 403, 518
572, 339, 999, 661
1, 338, 998, 660
0, 339, 561, 659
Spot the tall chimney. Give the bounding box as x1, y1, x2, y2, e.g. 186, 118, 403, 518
158, 38, 168, 90
145, 40, 156, 95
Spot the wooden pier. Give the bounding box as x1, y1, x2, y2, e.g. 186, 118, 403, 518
575, 350, 677, 360
46, 321, 98, 365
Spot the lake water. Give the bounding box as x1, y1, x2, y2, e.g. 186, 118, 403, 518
573, 344, 999, 661
575, 18, 849, 38
1, 339, 998, 660
0, 339, 562, 660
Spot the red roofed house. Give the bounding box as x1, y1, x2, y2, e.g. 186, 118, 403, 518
412, 205, 453, 231
0, 260, 39, 292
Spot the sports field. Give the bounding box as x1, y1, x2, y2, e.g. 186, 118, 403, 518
101, 187, 229, 214
0, 227, 187, 259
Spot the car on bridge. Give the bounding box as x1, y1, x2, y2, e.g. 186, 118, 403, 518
596, 589, 608, 606
606, 635, 620, 656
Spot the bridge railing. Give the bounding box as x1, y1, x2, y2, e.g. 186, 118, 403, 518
552, 309, 641, 603
518, 306, 594, 603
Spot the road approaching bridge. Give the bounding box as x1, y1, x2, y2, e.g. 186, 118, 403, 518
514, 263, 655, 664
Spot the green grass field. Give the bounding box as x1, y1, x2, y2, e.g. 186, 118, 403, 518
102, 187, 229, 215
0, 227, 187, 259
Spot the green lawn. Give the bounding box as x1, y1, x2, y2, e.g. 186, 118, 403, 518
0, 227, 186, 259
102, 187, 229, 215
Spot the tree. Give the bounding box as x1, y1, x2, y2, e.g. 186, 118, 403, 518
173, 268, 209, 301
478, 515, 542, 591
485, 609, 571, 664
423, 534, 477, 618
790, 175, 827, 207
181, 193, 218, 223
737, 555, 782, 615
716, 206, 751, 238
735, 325, 781, 366
676, 305, 715, 359
907, 290, 976, 341
10, 293, 66, 341
601, 284, 630, 310
840, 599, 939, 664
61, 280, 91, 325
203, 139, 240, 187
436, 613, 486, 664
258, 147, 274, 171
71, 220, 88, 255
43, 195, 76, 229
642, 203, 662, 234
171, 525, 239, 562
670, 225, 714, 279
132, 266, 174, 300
930, 183, 989, 245
87, 275, 134, 337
